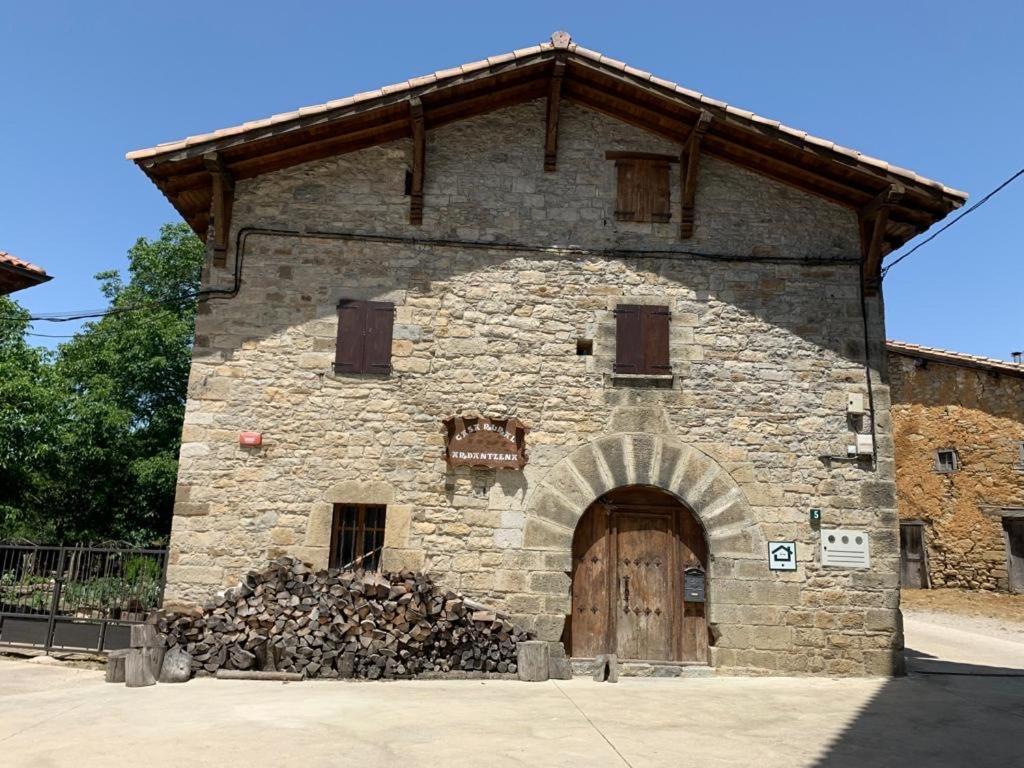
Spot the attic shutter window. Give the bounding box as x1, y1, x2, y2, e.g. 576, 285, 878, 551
334, 299, 394, 375
614, 304, 671, 375
608, 152, 674, 223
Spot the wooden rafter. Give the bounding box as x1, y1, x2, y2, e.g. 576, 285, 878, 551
860, 183, 905, 294
679, 110, 712, 239
544, 60, 566, 172
409, 98, 425, 225
203, 152, 234, 267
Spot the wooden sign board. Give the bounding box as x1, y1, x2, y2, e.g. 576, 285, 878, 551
442, 416, 529, 470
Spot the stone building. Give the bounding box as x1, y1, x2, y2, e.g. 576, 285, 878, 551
127, 33, 966, 675
888, 341, 1024, 593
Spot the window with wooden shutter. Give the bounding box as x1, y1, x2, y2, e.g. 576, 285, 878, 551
614, 304, 671, 375
607, 152, 675, 223
334, 299, 394, 374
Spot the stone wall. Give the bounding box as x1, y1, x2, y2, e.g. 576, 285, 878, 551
890, 353, 1024, 590
168, 99, 900, 675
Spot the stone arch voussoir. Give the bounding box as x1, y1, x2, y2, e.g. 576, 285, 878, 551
525, 433, 762, 560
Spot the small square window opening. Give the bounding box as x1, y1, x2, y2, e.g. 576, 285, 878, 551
935, 450, 958, 473
576, 338, 594, 356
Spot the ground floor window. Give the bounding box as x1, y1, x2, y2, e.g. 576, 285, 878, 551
330, 504, 387, 571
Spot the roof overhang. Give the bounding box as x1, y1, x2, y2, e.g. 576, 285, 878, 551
887, 340, 1024, 379
0, 253, 51, 295
127, 35, 967, 260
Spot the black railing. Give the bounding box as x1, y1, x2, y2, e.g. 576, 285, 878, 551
0, 542, 168, 653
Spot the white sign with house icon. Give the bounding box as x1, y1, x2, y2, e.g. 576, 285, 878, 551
767, 541, 797, 571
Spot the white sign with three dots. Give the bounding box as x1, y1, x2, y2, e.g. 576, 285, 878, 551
820, 528, 871, 569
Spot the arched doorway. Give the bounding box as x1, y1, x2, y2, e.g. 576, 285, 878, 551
568, 485, 708, 662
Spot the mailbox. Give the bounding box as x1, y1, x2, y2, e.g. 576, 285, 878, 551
683, 566, 706, 603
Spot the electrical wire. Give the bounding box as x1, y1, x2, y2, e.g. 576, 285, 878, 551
881, 167, 1024, 279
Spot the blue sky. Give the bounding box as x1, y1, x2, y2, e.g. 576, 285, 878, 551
3, 2, 1021, 357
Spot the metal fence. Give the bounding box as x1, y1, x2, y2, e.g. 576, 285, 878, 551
0, 543, 168, 654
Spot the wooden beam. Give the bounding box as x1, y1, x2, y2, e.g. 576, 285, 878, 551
203, 152, 234, 267
679, 110, 712, 239
860, 183, 905, 294
544, 60, 566, 172
409, 98, 425, 225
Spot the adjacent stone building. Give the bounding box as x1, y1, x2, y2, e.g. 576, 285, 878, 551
128, 33, 966, 675
888, 341, 1024, 593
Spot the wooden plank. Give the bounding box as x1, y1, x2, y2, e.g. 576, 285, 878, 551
860, 183, 904, 294
614, 512, 675, 661
679, 110, 712, 239
544, 60, 566, 172
215, 670, 303, 681
203, 152, 234, 267
570, 503, 612, 658
605, 151, 679, 162
409, 98, 425, 225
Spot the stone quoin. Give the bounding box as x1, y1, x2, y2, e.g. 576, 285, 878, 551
128, 32, 967, 676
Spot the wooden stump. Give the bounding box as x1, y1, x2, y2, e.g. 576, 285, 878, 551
592, 653, 619, 683
516, 640, 550, 682
125, 648, 156, 688
130, 624, 160, 649
105, 649, 129, 683
159, 646, 192, 683
548, 643, 572, 680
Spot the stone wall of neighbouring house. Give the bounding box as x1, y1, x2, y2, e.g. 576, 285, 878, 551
167, 99, 899, 675
890, 353, 1024, 590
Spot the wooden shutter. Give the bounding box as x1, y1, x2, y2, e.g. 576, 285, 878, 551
614, 305, 643, 373
614, 159, 671, 223
615, 161, 639, 221
364, 301, 394, 374
641, 306, 671, 373
335, 299, 366, 373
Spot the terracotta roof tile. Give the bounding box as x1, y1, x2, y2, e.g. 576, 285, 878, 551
124, 31, 968, 202
887, 340, 1024, 378
0, 251, 49, 278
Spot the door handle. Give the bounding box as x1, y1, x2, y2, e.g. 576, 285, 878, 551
621, 575, 630, 610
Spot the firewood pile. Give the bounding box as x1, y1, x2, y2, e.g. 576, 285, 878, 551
157, 557, 530, 680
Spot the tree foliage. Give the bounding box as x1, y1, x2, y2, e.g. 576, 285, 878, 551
0, 223, 204, 544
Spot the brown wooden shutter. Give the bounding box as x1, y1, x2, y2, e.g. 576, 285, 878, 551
647, 162, 671, 223
614, 304, 643, 373
363, 301, 394, 374
335, 299, 366, 373
615, 159, 671, 223
641, 305, 671, 374
615, 161, 639, 221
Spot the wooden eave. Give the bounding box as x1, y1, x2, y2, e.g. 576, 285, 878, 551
0, 262, 51, 294
130, 46, 965, 258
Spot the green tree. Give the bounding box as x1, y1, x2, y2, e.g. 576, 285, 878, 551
0, 223, 204, 544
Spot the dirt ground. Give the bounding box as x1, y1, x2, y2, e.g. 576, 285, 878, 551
901, 587, 1024, 624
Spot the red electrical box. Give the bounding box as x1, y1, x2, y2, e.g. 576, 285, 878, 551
239, 431, 262, 447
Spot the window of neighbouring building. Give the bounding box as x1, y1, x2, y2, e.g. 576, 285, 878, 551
1017, 442, 1024, 468
330, 504, 387, 571
607, 152, 673, 223
935, 449, 959, 473
614, 304, 671, 375
334, 299, 395, 374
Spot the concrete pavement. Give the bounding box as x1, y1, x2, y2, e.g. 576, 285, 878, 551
0, 615, 1020, 768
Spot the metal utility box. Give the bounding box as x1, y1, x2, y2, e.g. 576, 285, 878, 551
683, 567, 706, 603
821, 528, 871, 569
847, 393, 866, 415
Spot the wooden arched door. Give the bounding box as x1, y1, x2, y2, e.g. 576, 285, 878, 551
569, 485, 708, 662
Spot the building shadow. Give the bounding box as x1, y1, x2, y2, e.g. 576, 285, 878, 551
810, 648, 1024, 767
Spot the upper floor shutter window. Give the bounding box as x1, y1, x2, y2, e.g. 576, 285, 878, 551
334, 299, 394, 374
614, 304, 671, 375
607, 152, 674, 223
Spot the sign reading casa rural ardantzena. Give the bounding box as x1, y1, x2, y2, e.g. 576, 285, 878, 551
442, 416, 529, 470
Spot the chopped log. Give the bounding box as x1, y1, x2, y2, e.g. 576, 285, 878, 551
125, 648, 156, 688
592, 653, 619, 683
215, 670, 303, 682
548, 643, 572, 680
130, 623, 161, 648
144, 646, 166, 679
516, 640, 550, 682
159, 646, 192, 683
156, 557, 531, 681
105, 649, 129, 683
